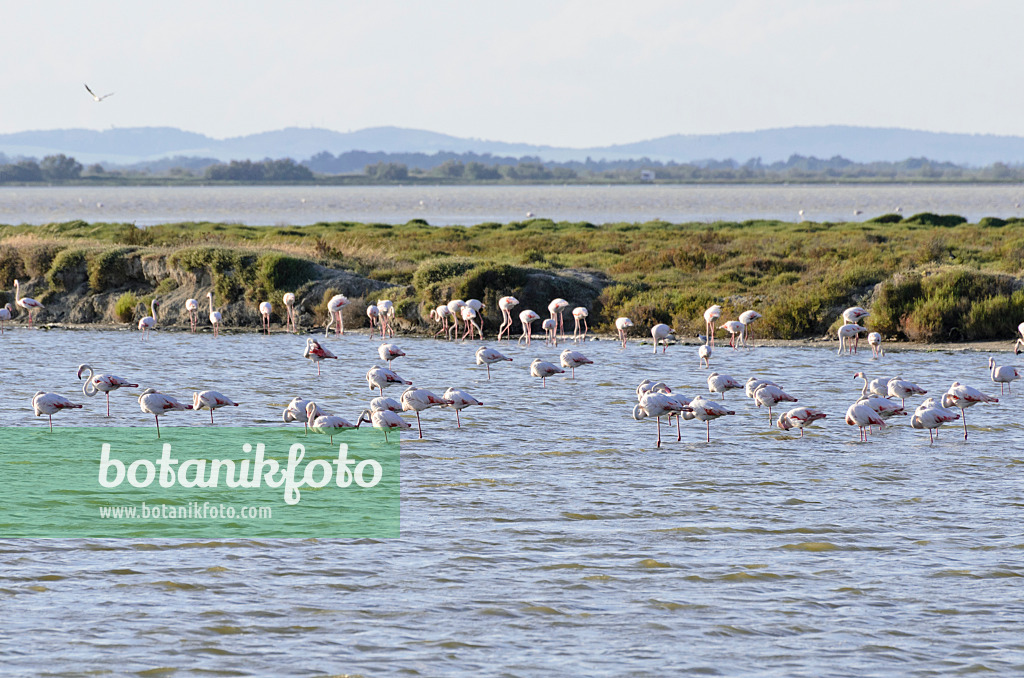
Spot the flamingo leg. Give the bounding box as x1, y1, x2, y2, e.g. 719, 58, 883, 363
705, 420, 711, 443
48, 415, 53, 432
316, 362, 321, 376
486, 364, 491, 380
542, 376, 546, 387
106, 392, 111, 417
656, 416, 661, 448
416, 411, 423, 439
676, 414, 681, 441
210, 409, 214, 424
155, 415, 161, 438
961, 408, 968, 439
456, 409, 462, 428
929, 428, 934, 444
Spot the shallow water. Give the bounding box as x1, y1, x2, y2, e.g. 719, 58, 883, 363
2, 328, 1024, 675
3, 183, 1024, 226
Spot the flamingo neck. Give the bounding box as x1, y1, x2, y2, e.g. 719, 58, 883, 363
151, 300, 158, 321
859, 376, 869, 399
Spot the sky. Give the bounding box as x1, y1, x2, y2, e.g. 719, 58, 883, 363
3, 0, 1023, 148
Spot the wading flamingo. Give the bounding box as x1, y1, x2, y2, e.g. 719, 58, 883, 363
446, 300, 465, 337
530, 358, 564, 387
13, 279, 43, 327
357, 408, 410, 442
698, 334, 712, 368
138, 388, 192, 438
378, 343, 406, 367
738, 310, 761, 346
283, 397, 324, 435
461, 305, 482, 341
541, 318, 558, 346
777, 407, 826, 437
77, 364, 138, 417
366, 304, 380, 337
633, 391, 688, 448
466, 299, 484, 332
615, 317, 634, 348
989, 356, 1020, 394
366, 365, 411, 395
945, 381, 999, 439
430, 304, 456, 340
207, 291, 222, 337
185, 298, 199, 333
572, 307, 589, 342
303, 338, 337, 375
559, 348, 593, 378
745, 377, 781, 400
703, 305, 722, 347
837, 323, 867, 354
887, 376, 927, 408
283, 292, 297, 332
868, 332, 883, 358
846, 401, 885, 442
259, 301, 272, 335
378, 299, 396, 338
911, 398, 960, 444
442, 388, 482, 428
651, 324, 674, 354
688, 395, 735, 442
370, 396, 402, 413
475, 346, 512, 379
400, 387, 452, 439
308, 402, 359, 444
707, 372, 743, 399
138, 298, 159, 340
518, 309, 540, 346
325, 294, 349, 336
497, 296, 519, 341
1015, 322, 1024, 354
32, 391, 83, 432
752, 383, 798, 423
0, 303, 11, 333
548, 298, 569, 339
192, 390, 239, 424
719, 320, 744, 349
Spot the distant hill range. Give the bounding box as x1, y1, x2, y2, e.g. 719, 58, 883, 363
3, 125, 1024, 167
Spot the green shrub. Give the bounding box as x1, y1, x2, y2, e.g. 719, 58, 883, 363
867, 214, 903, 224
412, 257, 477, 288
901, 213, 967, 228
21, 243, 63, 277
255, 253, 317, 297
0, 247, 23, 287
88, 247, 134, 293
45, 249, 87, 291
114, 292, 139, 323
871, 273, 923, 337
979, 217, 1008, 228
155, 278, 179, 295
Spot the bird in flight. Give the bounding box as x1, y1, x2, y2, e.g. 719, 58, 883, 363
84, 84, 114, 102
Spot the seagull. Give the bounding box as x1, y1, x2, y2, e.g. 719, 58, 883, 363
84, 83, 114, 102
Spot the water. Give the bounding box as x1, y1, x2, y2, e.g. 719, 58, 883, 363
3, 327, 1024, 675
2, 184, 1024, 226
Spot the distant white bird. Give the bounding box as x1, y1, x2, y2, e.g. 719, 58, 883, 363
185, 298, 199, 333
1015, 321, 1024, 354
207, 291, 222, 337
988, 356, 1020, 394
497, 296, 520, 342
633, 391, 688, 448
325, 294, 349, 336
283, 292, 297, 332
475, 346, 512, 379
84, 83, 114, 102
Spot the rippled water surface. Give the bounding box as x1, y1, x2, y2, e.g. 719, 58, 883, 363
3, 184, 1024, 226
2, 327, 1024, 675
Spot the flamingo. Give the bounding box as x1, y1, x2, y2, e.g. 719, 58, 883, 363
1015, 322, 1024, 354
777, 407, 827, 437
461, 305, 482, 341
497, 296, 519, 341
651, 324, 674, 354
303, 338, 337, 375
325, 294, 348, 336
530, 358, 564, 387
846, 401, 885, 441
868, 332, 883, 358
31, 391, 83, 432
192, 390, 239, 424
207, 291, 222, 337
636, 380, 672, 398
307, 403, 359, 444
356, 408, 411, 442
698, 334, 712, 368
745, 376, 781, 400
703, 305, 722, 347
887, 376, 927, 408
13, 279, 43, 327
370, 396, 402, 412
282, 397, 324, 435
559, 349, 593, 378
752, 383, 798, 423
442, 388, 482, 428
138, 388, 192, 438
615, 317, 634, 348
837, 323, 868, 354
945, 381, 999, 439
259, 301, 272, 335
378, 343, 406, 367
633, 391, 688, 447
911, 398, 960, 444
446, 300, 466, 337
378, 299, 396, 337
548, 298, 569, 338
518, 309, 540, 346
185, 298, 199, 333
283, 292, 297, 332
0, 302, 11, 333
475, 346, 512, 379
707, 372, 743, 399
842, 306, 870, 324
400, 387, 452, 439
137, 298, 159, 340
989, 356, 1020, 394
688, 395, 735, 442
430, 304, 455, 340
366, 304, 380, 337
738, 310, 762, 346
77, 364, 138, 417
366, 365, 411, 395
719, 320, 744, 349
854, 372, 892, 398
572, 307, 589, 342
466, 299, 484, 332
541, 318, 558, 346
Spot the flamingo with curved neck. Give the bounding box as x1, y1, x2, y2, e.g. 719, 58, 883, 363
13, 279, 44, 327
77, 364, 138, 417
138, 298, 159, 340
207, 291, 222, 337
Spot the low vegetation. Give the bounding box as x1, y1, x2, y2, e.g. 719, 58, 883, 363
1, 215, 1023, 341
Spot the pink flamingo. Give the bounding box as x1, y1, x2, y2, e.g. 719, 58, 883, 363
738, 309, 761, 346
192, 390, 240, 424
945, 381, 998, 439
868, 332, 884, 358
366, 365, 411, 395
283, 292, 297, 332
366, 304, 380, 337
718, 320, 744, 349
651, 323, 674, 354
13, 279, 43, 327
633, 391, 688, 448
541, 318, 558, 346
846, 401, 885, 441
138, 298, 159, 340
357, 408, 410, 442
77, 364, 138, 417
259, 301, 272, 335
207, 291, 222, 337
615, 317, 633, 348
185, 298, 199, 333
703, 305, 722, 347
138, 388, 192, 438
530, 358, 564, 387
442, 388, 482, 427
430, 305, 455, 340
688, 395, 735, 442
518, 309, 540, 346
325, 294, 348, 336
777, 407, 827, 437
304, 338, 337, 375
475, 346, 512, 379
752, 383, 798, 424
308, 403, 360, 444
887, 376, 927, 408
0, 302, 12, 333
446, 300, 465, 337
497, 296, 519, 341
378, 299, 396, 338
283, 397, 324, 435
698, 334, 712, 368
548, 298, 569, 338
559, 348, 593, 378
378, 343, 406, 367
911, 399, 960, 444
572, 307, 589, 342
400, 386, 452, 438
32, 391, 83, 431
1015, 321, 1024, 354
989, 356, 1020, 394
461, 305, 482, 341
837, 323, 867, 354
707, 372, 743, 398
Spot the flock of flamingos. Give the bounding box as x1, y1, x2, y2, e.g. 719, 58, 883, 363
8, 278, 1024, 447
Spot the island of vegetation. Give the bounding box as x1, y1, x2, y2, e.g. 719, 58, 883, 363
1, 214, 1023, 344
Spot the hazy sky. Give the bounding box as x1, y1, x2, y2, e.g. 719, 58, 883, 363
4, 0, 1022, 147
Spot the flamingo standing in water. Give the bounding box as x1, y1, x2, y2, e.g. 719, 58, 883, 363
698, 334, 712, 368
366, 365, 412, 395
370, 396, 402, 413
739, 310, 761, 346
703, 305, 722, 347
357, 408, 411, 442
651, 324, 674, 354
707, 372, 743, 399
207, 292, 222, 337
446, 300, 465, 337
259, 301, 272, 335
1015, 321, 1024, 354
518, 309, 540, 346
325, 294, 348, 336
185, 298, 199, 333
842, 306, 870, 352
378, 299, 396, 338
572, 307, 589, 342
497, 296, 519, 341
32, 391, 83, 431
0, 302, 12, 333
945, 381, 999, 439
541, 318, 558, 346
475, 346, 512, 379
887, 376, 927, 408
752, 383, 798, 423
192, 390, 240, 424
303, 338, 337, 375
366, 304, 380, 337
308, 403, 360, 444
846, 401, 885, 441
77, 364, 138, 417
13, 279, 43, 327
688, 395, 735, 442
138, 298, 159, 340
615, 317, 634, 348
633, 391, 688, 448
283, 292, 297, 333
559, 348, 593, 378
461, 305, 482, 341
911, 398, 960, 444
400, 387, 452, 438
430, 304, 455, 340
466, 299, 484, 332
777, 407, 827, 437
837, 323, 867, 354
138, 388, 192, 438
868, 332, 883, 358
283, 397, 324, 435
719, 320, 744, 349
378, 343, 406, 367
988, 356, 1020, 394
530, 358, 564, 387
442, 388, 482, 428
548, 298, 569, 339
